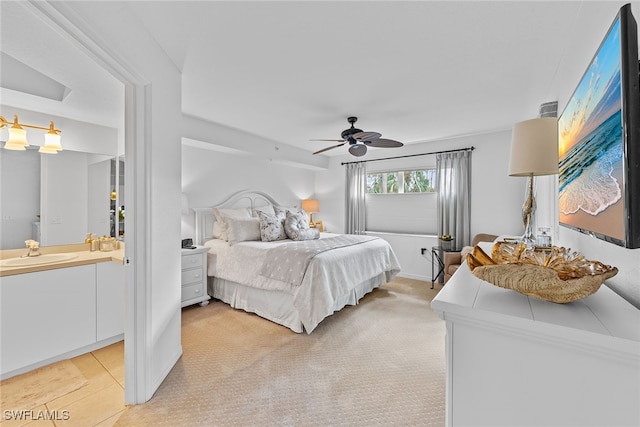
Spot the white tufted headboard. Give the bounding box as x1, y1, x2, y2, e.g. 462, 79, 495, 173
193, 189, 282, 245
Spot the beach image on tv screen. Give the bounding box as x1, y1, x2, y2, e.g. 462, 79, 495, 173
558, 17, 625, 241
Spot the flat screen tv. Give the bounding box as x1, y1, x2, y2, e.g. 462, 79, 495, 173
558, 3, 640, 249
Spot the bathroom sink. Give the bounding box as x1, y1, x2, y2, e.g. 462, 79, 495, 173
0, 253, 79, 267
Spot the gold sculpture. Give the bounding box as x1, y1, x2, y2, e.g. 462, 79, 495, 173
467, 242, 618, 303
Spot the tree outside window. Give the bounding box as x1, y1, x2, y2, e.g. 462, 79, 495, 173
366, 169, 436, 194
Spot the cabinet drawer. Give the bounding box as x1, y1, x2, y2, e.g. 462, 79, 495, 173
182, 253, 203, 269
181, 283, 204, 302
182, 268, 204, 285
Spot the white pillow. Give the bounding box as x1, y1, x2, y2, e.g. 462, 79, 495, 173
212, 207, 251, 241
225, 217, 261, 243
212, 221, 224, 240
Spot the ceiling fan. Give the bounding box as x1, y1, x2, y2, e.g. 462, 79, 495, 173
311, 116, 403, 157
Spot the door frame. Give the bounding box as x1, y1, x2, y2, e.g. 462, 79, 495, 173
26, 1, 153, 403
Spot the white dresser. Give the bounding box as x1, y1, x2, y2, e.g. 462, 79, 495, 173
181, 246, 210, 308
432, 254, 640, 427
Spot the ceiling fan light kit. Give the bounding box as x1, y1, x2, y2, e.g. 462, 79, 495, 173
312, 116, 403, 157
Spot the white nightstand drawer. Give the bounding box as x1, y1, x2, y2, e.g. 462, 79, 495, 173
182, 253, 203, 269
181, 283, 204, 302
182, 268, 204, 286
181, 246, 210, 308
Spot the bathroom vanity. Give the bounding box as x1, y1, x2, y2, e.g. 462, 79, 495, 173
0, 243, 125, 379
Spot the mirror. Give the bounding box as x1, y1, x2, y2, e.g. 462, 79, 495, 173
0, 146, 122, 250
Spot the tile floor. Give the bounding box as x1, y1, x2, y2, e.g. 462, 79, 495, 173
0, 341, 126, 427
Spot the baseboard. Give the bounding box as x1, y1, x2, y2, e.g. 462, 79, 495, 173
396, 272, 431, 282
1, 334, 124, 381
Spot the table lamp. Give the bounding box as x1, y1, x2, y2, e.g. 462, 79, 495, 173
508, 117, 558, 247
301, 198, 320, 226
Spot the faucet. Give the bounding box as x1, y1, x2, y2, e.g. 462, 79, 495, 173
24, 240, 41, 257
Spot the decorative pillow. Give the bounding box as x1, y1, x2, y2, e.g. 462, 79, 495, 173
212, 207, 252, 241
225, 217, 261, 244
252, 204, 275, 217
296, 227, 320, 241
257, 210, 287, 242
285, 211, 319, 241
274, 205, 309, 224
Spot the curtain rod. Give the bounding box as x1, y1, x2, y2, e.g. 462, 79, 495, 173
340, 146, 475, 166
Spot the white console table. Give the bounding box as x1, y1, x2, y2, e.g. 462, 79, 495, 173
431, 257, 640, 427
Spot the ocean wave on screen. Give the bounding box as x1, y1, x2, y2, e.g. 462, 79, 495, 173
559, 142, 622, 216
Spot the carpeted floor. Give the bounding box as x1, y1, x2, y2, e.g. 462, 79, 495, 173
115, 277, 446, 426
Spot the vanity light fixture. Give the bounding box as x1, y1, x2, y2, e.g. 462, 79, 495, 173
0, 114, 63, 153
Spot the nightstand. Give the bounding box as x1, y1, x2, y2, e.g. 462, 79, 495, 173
181, 246, 210, 308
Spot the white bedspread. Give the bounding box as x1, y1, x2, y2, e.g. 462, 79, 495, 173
259, 235, 379, 287
204, 232, 401, 332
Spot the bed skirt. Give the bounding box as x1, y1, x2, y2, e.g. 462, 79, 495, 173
208, 272, 390, 333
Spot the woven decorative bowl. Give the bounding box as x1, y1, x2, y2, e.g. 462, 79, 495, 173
466, 242, 618, 304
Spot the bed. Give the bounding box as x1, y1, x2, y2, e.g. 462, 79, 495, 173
193, 190, 401, 333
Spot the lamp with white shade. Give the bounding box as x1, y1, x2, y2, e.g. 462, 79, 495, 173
508, 117, 558, 247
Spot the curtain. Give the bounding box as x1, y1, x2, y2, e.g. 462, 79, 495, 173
345, 162, 367, 234
436, 150, 471, 249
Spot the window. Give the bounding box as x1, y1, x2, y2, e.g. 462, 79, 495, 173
366, 169, 436, 194
365, 167, 438, 235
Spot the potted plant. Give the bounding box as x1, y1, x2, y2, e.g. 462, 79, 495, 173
439, 234, 454, 250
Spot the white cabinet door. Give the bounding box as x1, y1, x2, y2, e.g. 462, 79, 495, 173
1, 265, 96, 374
96, 262, 125, 341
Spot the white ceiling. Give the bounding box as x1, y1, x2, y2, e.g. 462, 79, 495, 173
1, 1, 636, 156
0, 1, 124, 130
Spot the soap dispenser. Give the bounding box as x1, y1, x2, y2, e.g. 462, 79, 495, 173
90, 234, 99, 251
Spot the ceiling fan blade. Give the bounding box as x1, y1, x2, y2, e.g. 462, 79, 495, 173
313, 142, 346, 155
309, 139, 345, 142
352, 131, 382, 141
349, 144, 367, 157
364, 138, 404, 148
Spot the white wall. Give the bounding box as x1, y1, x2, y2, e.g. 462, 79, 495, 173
181, 143, 317, 238
315, 129, 524, 281
539, 1, 640, 307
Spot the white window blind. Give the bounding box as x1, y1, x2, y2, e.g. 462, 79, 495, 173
365, 193, 437, 235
